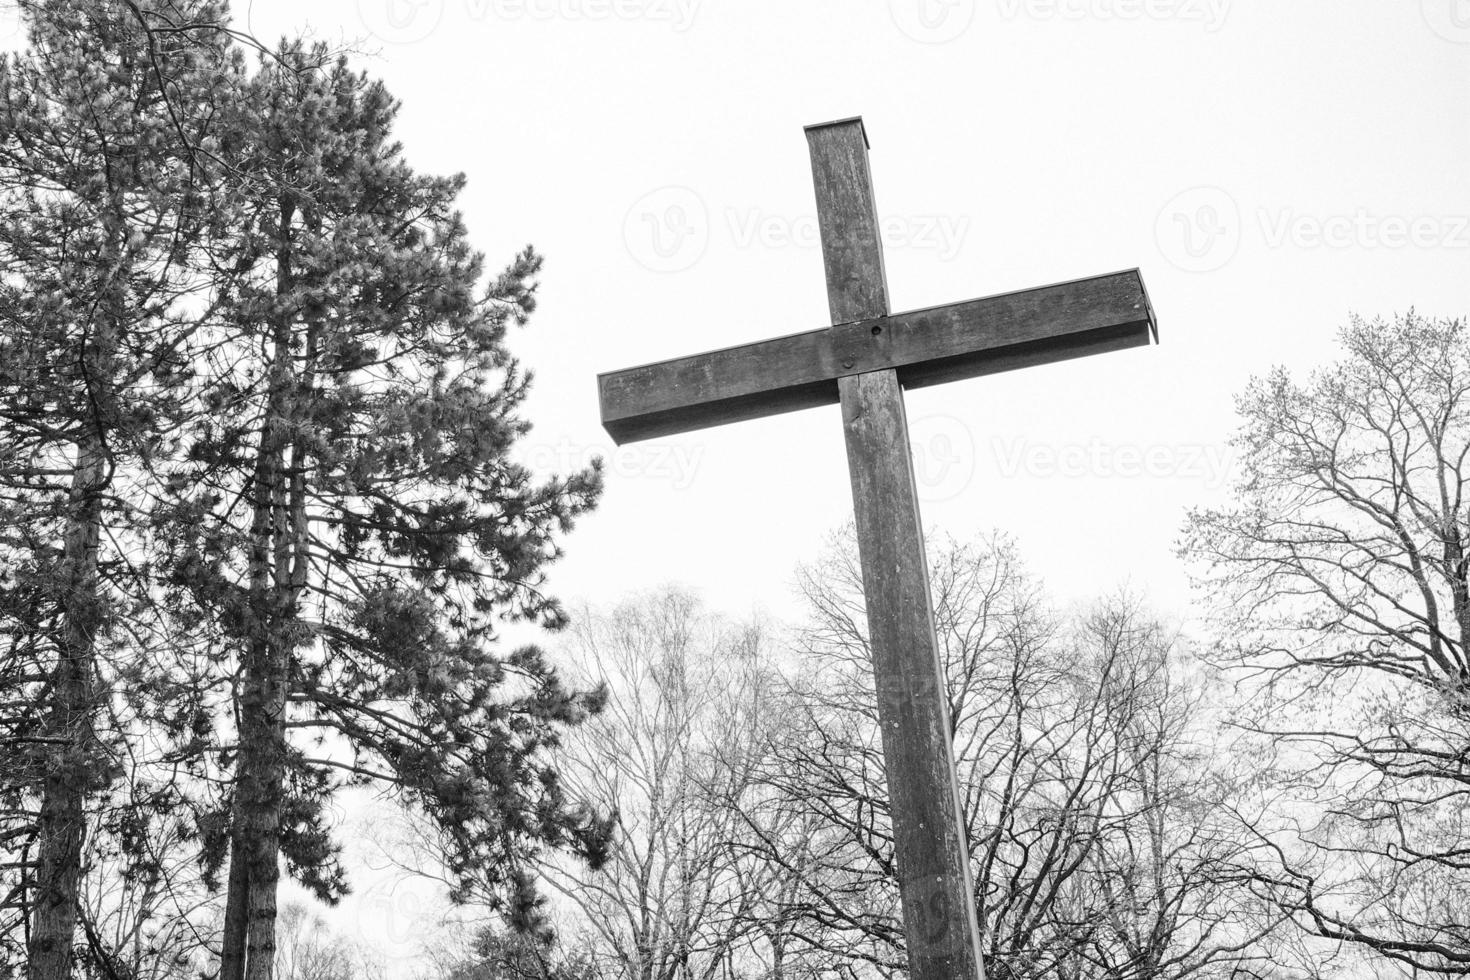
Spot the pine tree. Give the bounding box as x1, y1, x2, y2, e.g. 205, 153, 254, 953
2, 12, 607, 976
0, 2, 239, 976
150, 44, 609, 980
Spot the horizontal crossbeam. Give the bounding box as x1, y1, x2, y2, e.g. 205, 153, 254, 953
599, 268, 1157, 444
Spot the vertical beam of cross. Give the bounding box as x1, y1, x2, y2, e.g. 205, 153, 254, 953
806, 119, 987, 980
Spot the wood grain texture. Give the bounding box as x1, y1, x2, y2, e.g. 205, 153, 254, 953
840, 370, 989, 980
600, 269, 1154, 444
811, 117, 988, 980
806, 117, 889, 324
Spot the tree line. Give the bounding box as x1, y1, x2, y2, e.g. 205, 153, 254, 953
403, 395, 1470, 980
2, 3, 1468, 979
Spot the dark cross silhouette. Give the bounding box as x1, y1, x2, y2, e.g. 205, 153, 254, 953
598, 116, 1158, 980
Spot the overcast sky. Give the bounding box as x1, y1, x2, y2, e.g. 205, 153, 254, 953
0, 0, 1461, 622
37, 0, 1444, 626
7, 0, 1464, 960
217, 0, 1470, 629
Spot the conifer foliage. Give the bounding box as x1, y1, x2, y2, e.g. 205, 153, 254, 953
0, 2, 238, 975
0, 4, 607, 978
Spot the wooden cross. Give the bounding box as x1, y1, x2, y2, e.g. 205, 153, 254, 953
598, 117, 1157, 980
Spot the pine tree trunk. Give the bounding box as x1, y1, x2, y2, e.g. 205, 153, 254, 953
240, 631, 287, 980
220, 409, 290, 980
26, 172, 125, 979
221, 200, 297, 980
219, 845, 249, 980
236, 681, 286, 980
220, 397, 289, 980
26, 432, 105, 980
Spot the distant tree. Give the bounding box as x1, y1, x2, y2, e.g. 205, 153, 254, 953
73, 798, 222, 978
534, 589, 789, 980
272, 901, 387, 980
1059, 599, 1290, 980
1184, 312, 1470, 976
437, 924, 597, 980
746, 528, 1274, 980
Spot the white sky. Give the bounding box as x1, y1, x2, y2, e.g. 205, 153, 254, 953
4, 0, 1466, 965
0, 0, 1461, 641
226, 0, 1467, 628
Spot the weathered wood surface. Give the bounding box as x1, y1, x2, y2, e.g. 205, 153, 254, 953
809, 117, 988, 980
599, 268, 1155, 444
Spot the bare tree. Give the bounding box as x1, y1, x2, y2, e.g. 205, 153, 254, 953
272, 901, 387, 980
1059, 599, 1292, 980
74, 809, 220, 979
536, 589, 790, 980
743, 527, 1275, 980
1184, 312, 1470, 976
